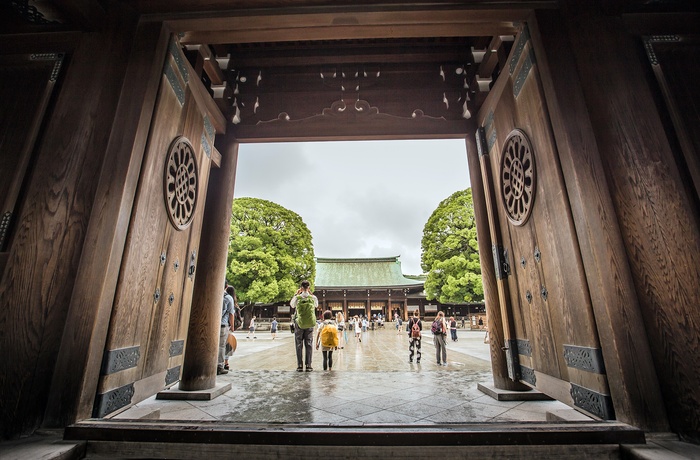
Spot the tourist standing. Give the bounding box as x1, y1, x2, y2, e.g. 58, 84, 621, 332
271, 316, 278, 340
432, 311, 448, 366
449, 316, 458, 342
354, 316, 362, 342
290, 280, 318, 372
219, 282, 235, 375
407, 309, 422, 364
316, 310, 338, 370
247, 315, 257, 339
224, 286, 241, 370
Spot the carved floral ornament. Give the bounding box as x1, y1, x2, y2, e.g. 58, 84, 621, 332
164, 136, 199, 230
500, 129, 536, 226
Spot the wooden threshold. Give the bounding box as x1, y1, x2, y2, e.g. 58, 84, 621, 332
65, 419, 645, 446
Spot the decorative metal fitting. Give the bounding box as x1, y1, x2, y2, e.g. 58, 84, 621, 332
520, 256, 526, 269
154, 288, 161, 303
526, 290, 532, 304
174, 258, 180, 272
540, 286, 548, 301
188, 250, 197, 279
534, 247, 541, 263
160, 252, 167, 265
168, 293, 175, 305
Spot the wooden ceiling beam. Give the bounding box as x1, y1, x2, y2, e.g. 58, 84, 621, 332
226, 44, 476, 68
170, 10, 525, 45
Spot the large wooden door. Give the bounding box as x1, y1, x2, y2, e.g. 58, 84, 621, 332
93, 39, 222, 417
477, 27, 613, 420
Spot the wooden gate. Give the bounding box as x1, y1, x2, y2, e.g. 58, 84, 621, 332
94, 39, 223, 417
477, 27, 613, 420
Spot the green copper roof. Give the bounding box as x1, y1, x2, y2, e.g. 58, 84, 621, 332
315, 256, 424, 288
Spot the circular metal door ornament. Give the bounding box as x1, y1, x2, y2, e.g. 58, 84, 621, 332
164, 136, 198, 230
500, 129, 536, 226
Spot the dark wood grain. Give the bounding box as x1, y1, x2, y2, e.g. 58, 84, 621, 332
45, 20, 170, 427
0, 8, 139, 438
530, 7, 669, 431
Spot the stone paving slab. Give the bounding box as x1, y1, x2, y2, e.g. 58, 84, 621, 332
119, 328, 580, 425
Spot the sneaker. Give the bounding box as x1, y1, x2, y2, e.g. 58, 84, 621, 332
437, 361, 441, 365
224, 364, 230, 370
296, 366, 304, 372
217, 367, 228, 375
409, 360, 413, 363
416, 360, 421, 364
306, 367, 313, 372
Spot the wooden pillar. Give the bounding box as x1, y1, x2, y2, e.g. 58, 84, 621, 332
180, 135, 238, 391
465, 130, 528, 391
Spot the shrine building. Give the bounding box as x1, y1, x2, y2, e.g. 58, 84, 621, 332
313, 256, 484, 323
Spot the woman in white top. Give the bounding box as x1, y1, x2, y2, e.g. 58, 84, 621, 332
354, 315, 362, 342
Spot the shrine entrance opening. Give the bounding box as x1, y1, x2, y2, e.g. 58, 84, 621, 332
93, 10, 619, 426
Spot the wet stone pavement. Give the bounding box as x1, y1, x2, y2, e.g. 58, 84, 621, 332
117, 327, 578, 424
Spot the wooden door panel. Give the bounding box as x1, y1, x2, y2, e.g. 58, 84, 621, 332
143, 94, 208, 379
97, 72, 184, 395
479, 27, 613, 418
94, 39, 222, 417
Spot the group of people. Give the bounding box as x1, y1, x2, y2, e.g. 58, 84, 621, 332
218, 279, 456, 376
405, 309, 450, 365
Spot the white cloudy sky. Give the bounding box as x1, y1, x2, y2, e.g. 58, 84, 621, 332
233, 140, 471, 275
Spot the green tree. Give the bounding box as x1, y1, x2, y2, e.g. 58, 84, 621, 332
227, 197, 315, 310
420, 188, 483, 303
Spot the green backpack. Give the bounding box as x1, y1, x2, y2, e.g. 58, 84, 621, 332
294, 295, 316, 329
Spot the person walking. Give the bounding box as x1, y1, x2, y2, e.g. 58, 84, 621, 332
271, 316, 278, 340
316, 310, 338, 370
354, 315, 362, 342
407, 309, 422, 364
218, 282, 235, 375
246, 316, 257, 339
449, 316, 458, 342
336, 312, 346, 349
432, 311, 448, 366
290, 280, 318, 372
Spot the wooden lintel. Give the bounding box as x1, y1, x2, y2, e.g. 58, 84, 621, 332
169, 10, 526, 45
182, 23, 519, 46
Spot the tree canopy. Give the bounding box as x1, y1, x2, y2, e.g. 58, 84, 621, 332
227, 197, 315, 307
420, 188, 483, 303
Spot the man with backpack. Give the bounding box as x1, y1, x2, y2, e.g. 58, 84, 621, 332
290, 280, 318, 372
431, 311, 449, 366
407, 309, 422, 364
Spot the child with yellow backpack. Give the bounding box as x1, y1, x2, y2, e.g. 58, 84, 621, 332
316, 310, 339, 371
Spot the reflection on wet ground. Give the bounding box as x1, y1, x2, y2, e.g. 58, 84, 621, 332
118, 328, 577, 424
